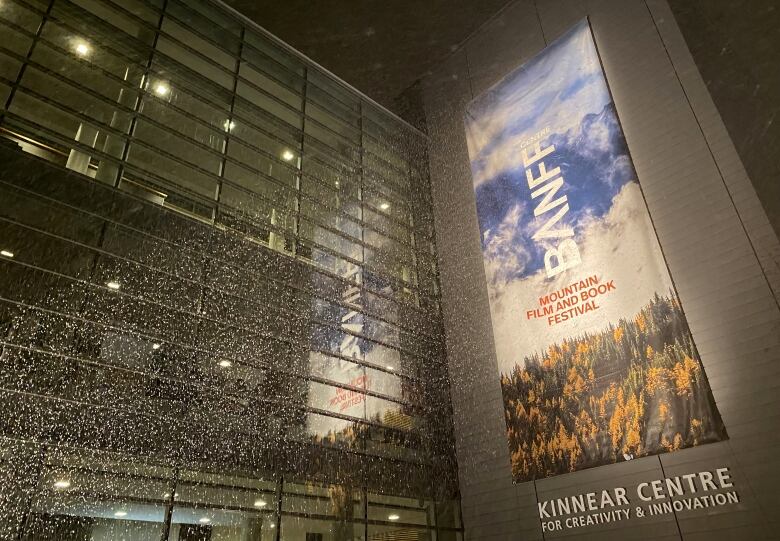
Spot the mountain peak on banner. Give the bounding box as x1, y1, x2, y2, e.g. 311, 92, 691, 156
476, 100, 633, 284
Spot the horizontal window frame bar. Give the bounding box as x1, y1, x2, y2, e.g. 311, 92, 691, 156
0, 385, 432, 465
0, 170, 441, 323
0, 339, 430, 444
0, 245, 436, 365
0, 210, 442, 350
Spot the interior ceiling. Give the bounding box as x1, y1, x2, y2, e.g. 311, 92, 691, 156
223, 0, 510, 113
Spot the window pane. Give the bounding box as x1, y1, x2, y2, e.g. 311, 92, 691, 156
243, 29, 304, 78
236, 79, 302, 129
169, 507, 276, 541
140, 90, 227, 147
307, 69, 359, 115
367, 493, 435, 527
280, 515, 365, 541
300, 219, 363, 264
436, 500, 462, 529
282, 481, 363, 520
233, 100, 301, 147
297, 411, 362, 451
168, 468, 277, 541
240, 61, 302, 110
0, 12, 33, 78
227, 138, 298, 187
22, 449, 172, 541
156, 34, 233, 88
148, 55, 233, 114
68, 0, 157, 44
221, 161, 297, 226
367, 524, 434, 541
0, 0, 46, 34
125, 144, 219, 201
167, 0, 242, 44
301, 175, 360, 220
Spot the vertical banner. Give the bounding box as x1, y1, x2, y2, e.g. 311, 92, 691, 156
464, 19, 726, 482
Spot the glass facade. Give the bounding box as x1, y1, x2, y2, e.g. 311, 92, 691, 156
0, 0, 459, 539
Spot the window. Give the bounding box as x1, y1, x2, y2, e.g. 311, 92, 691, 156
0, 2, 457, 539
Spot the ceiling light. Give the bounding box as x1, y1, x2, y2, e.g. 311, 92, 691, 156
106, 281, 121, 290
218, 359, 232, 368
380, 203, 390, 210
253, 499, 267, 507
223, 119, 236, 132
386, 366, 394, 371
388, 514, 400, 521
0, 250, 13, 258
199, 517, 211, 524
74, 42, 90, 56
270, 524, 275, 529
163, 493, 170, 499
334, 181, 340, 187
152, 343, 161, 350
281, 149, 295, 162
113, 511, 127, 517
53, 480, 71, 489
154, 82, 170, 97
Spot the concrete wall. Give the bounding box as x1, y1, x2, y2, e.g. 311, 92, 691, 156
419, 1, 780, 539
668, 0, 780, 239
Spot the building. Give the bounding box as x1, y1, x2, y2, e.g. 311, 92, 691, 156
0, 0, 459, 539
416, 2, 780, 540
2, 1, 780, 541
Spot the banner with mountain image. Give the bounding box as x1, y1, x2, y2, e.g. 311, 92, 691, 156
464, 19, 726, 482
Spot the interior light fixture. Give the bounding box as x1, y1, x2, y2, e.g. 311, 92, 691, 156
152, 343, 161, 350
253, 499, 267, 507
199, 517, 211, 524
386, 366, 394, 371
113, 511, 127, 517
74, 42, 90, 57
270, 524, 275, 529
0, 250, 13, 258
218, 359, 232, 368
388, 514, 400, 521
281, 149, 295, 162
154, 82, 170, 97
223, 119, 236, 132
106, 281, 121, 290
380, 203, 390, 210
53, 479, 71, 489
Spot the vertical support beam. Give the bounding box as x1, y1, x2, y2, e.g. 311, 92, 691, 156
159, 466, 179, 541
0, 0, 55, 124
363, 486, 369, 541
273, 476, 283, 541
292, 67, 308, 256
115, 0, 168, 191
216, 27, 246, 222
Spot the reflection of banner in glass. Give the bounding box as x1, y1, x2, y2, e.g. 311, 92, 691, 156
306, 203, 401, 439
464, 19, 726, 482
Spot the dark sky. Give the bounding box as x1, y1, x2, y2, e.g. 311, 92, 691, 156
223, 0, 509, 111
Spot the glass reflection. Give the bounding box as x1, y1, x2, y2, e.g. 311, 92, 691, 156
0, 0, 458, 538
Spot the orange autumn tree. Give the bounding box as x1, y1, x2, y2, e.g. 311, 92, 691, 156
501, 292, 726, 481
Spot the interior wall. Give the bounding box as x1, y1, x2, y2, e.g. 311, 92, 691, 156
419, 0, 780, 539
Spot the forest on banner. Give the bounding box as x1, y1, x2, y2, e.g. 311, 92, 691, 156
501, 293, 726, 481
